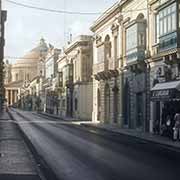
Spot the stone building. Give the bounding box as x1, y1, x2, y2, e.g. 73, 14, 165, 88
4, 38, 48, 107
0, 1, 6, 109
91, 0, 150, 131
121, 0, 149, 131
57, 35, 93, 120
43, 47, 61, 114
91, 2, 122, 124
149, 0, 180, 133
57, 53, 68, 117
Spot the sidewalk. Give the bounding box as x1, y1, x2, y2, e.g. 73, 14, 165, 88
0, 110, 42, 180
39, 112, 81, 121
81, 122, 180, 152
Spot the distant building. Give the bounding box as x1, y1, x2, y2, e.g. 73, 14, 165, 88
57, 35, 93, 120
4, 38, 48, 107
43, 47, 61, 114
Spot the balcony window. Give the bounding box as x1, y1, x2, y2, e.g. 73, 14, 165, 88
126, 14, 146, 63
158, 3, 176, 37
63, 64, 73, 85
155, 3, 177, 52
126, 24, 137, 52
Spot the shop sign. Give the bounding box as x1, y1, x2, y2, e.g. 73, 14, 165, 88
152, 89, 170, 99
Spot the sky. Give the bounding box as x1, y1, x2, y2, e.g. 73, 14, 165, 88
2, 0, 117, 63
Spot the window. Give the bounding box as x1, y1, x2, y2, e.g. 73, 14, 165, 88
158, 3, 177, 37
139, 33, 145, 46
126, 20, 146, 62
75, 98, 78, 111
126, 24, 137, 52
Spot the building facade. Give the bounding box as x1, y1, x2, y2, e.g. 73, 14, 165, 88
0, 1, 6, 109
91, 0, 180, 133
91, 2, 121, 125
149, 0, 180, 133
4, 38, 48, 107
91, 0, 150, 131
43, 47, 61, 114
57, 35, 93, 120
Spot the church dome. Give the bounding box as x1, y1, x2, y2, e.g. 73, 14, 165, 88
13, 38, 48, 67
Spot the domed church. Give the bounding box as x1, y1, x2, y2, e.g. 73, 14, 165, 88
5, 38, 48, 106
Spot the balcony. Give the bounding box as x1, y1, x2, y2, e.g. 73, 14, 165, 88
93, 61, 108, 75
93, 58, 119, 81
159, 32, 177, 52
152, 32, 178, 58
126, 49, 145, 65
108, 58, 119, 70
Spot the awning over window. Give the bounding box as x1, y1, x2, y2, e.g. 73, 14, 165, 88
151, 80, 180, 101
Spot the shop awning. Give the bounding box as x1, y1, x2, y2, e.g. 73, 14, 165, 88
151, 80, 180, 101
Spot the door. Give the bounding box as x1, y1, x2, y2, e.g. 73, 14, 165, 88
136, 93, 143, 130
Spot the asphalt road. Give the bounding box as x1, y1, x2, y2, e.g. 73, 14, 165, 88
11, 110, 180, 180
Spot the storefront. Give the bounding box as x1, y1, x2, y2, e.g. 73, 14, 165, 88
151, 80, 180, 136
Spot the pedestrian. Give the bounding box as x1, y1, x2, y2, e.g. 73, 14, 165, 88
173, 111, 180, 141
166, 115, 172, 138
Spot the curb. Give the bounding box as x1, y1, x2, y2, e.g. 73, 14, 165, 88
81, 123, 180, 156
8, 110, 59, 180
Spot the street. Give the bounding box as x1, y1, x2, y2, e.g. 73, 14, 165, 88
10, 110, 180, 180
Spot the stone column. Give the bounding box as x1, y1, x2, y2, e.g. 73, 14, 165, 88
10, 90, 13, 106
14, 90, 17, 104
12, 90, 15, 105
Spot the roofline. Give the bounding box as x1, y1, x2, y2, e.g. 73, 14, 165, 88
64, 35, 93, 54
57, 54, 66, 63
90, 0, 130, 32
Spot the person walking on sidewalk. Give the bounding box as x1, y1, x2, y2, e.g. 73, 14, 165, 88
173, 111, 180, 141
